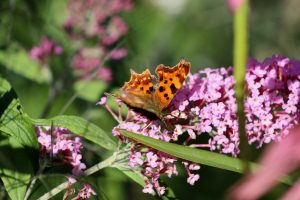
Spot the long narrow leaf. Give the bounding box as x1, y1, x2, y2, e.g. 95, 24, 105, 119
31, 115, 117, 151
118, 129, 295, 186
118, 129, 253, 173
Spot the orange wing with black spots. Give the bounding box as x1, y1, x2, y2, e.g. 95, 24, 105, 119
121, 69, 155, 97
154, 59, 190, 111
119, 69, 158, 114
118, 59, 191, 118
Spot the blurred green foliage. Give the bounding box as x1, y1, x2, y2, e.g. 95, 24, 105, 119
1, 0, 300, 199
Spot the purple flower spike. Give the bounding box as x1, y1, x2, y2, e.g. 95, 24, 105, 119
36, 126, 86, 176
245, 55, 300, 147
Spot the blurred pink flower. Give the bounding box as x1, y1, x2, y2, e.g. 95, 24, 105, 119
111, 0, 133, 12
29, 37, 63, 63
97, 67, 112, 82
230, 126, 300, 200
64, 0, 132, 39
226, 0, 244, 12
65, 0, 133, 81
110, 48, 128, 60
101, 16, 128, 46
71, 50, 101, 71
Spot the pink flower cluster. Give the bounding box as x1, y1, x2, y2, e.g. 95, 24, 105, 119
245, 55, 300, 147
167, 67, 240, 156
36, 126, 86, 176
76, 184, 96, 199
64, 0, 133, 81
29, 37, 63, 63
99, 97, 201, 195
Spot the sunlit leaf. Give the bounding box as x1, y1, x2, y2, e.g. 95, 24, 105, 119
0, 77, 38, 200
0, 79, 38, 148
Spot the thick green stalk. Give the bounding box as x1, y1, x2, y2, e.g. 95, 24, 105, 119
233, 0, 250, 169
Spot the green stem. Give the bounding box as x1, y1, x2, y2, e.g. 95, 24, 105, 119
233, 0, 249, 81
24, 158, 48, 200
233, 0, 250, 169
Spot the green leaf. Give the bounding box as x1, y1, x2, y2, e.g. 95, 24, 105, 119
0, 78, 37, 200
74, 79, 108, 102
31, 115, 117, 151
0, 44, 52, 83
118, 129, 255, 174
0, 137, 34, 200
40, 1, 68, 27
0, 78, 38, 149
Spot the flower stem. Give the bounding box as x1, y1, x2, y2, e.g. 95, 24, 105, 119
105, 104, 122, 124
24, 158, 48, 200
233, 0, 251, 169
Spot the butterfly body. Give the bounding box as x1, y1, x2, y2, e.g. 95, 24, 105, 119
118, 59, 191, 118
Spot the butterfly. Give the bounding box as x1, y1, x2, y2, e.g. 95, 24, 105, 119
116, 59, 190, 118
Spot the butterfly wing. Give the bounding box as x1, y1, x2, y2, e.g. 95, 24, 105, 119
154, 59, 190, 111
119, 69, 159, 114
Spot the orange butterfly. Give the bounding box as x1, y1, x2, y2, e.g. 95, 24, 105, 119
117, 59, 190, 118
